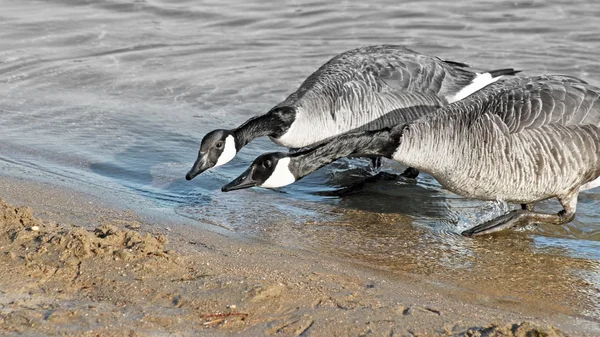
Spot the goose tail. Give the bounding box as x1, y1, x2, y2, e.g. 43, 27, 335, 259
488, 68, 521, 78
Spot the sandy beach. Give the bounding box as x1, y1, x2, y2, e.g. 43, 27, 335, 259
2, 0, 600, 336
0, 176, 598, 337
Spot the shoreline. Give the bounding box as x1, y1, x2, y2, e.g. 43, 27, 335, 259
0, 176, 598, 336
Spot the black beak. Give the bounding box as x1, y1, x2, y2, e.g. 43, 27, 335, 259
221, 168, 257, 192
185, 154, 211, 181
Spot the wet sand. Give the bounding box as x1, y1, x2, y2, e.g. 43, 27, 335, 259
0, 176, 599, 336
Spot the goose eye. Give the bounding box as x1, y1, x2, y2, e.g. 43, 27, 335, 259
215, 141, 224, 149
262, 159, 272, 169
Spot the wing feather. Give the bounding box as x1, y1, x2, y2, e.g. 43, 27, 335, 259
453, 75, 600, 135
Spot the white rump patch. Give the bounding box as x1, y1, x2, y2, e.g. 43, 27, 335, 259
215, 135, 237, 167
447, 72, 502, 103
580, 176, 600, 191
261, 157, 296, 188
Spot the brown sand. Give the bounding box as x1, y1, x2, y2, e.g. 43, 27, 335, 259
0, 177, 598, 336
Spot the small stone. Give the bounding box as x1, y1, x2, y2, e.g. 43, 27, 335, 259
115, 249, 131, 260
30, 226, 40, 231
126, 222, 141, 230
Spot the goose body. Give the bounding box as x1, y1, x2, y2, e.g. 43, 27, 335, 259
223, 75, 600, 236
271, 45, 515, 148
396, 75, 600, 203
186, 45, 518, 180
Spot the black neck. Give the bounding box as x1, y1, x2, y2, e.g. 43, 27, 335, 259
233, 107, 295, 149
290, 127, 404, 178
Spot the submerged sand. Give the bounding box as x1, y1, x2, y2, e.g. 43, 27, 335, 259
0, 178, 598, 336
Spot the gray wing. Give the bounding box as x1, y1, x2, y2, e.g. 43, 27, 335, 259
351, 45, 476, 100
456, 75, 600, 134
280, 45, 476, 115
332, 75, 445, 130
282, 45, 476, 127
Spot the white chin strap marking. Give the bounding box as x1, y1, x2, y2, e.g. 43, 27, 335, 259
215, 135, 237, 167
261, 157, 296, 188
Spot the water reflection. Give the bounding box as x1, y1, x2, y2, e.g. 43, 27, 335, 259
275, 202, 600, 319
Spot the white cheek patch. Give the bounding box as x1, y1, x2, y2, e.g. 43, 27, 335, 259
261, 157, 296, 188
215, 135, 237, 167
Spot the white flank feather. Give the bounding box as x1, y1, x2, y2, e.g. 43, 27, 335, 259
580, 176, 600, 191
447, 73, 502, 103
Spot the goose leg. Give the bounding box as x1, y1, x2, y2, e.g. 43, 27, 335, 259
370, 156, 383, 171
367, 156, 419, 181
367, 157, 394, 181
370, 157, 419, 179
462, 193, 578, 236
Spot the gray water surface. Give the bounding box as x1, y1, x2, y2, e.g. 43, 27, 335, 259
2, 0, 600, 320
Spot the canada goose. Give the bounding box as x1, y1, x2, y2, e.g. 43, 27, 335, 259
185, 45, 518, 180
222, 75, 600, 236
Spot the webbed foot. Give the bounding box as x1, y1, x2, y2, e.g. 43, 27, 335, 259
462, 210, 529, 236
462, 197, 577, 237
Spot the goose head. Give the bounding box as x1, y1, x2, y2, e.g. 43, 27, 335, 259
220, 126, 404, 191
221, 152, 297, 191
186, 129, 238, 180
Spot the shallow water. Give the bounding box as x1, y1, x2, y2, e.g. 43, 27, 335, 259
1, 0, 600, 321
